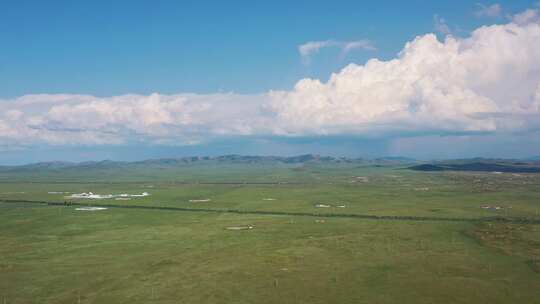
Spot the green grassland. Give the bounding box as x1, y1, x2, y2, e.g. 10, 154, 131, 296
0, 162, 539, 303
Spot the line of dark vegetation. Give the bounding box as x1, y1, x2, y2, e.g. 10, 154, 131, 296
2, 199, 539, 224
0, 181, 305, 185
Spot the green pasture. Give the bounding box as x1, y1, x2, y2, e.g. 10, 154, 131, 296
0, 164, 539, 303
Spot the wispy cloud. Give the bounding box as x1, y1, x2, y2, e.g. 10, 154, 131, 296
433, 14, 451, 35
475, 3, 502, 18
512, 8, 540, 25
341, 40, 376, 54
298, 39, 376, 65
298, 40, 335, 64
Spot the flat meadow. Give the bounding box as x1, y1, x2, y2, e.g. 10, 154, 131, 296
0, 162, 539, 303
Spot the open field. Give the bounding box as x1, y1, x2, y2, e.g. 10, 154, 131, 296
1, 161, 539, 303
2, 162, 540, 219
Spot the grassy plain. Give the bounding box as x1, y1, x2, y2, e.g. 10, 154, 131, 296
0, 162, 539, 303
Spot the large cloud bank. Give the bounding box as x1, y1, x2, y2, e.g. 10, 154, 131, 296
2, 8, 540, 146
0, 93, 270, 145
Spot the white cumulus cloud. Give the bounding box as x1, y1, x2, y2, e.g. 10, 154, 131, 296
0, 93, 271, 146
270, 11, 540, 135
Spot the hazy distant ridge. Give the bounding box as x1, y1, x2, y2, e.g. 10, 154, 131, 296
4, 155, 540, 174
409, 160, 540, 173
0, 154, 418, 171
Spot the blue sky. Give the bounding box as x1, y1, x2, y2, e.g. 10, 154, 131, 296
1, 1, 540, 163
2, 0, 535, 96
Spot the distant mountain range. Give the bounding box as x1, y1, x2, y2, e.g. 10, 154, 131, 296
0, 154, 419, 172
2, 155, 540, 173
409, 159, 540, 173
